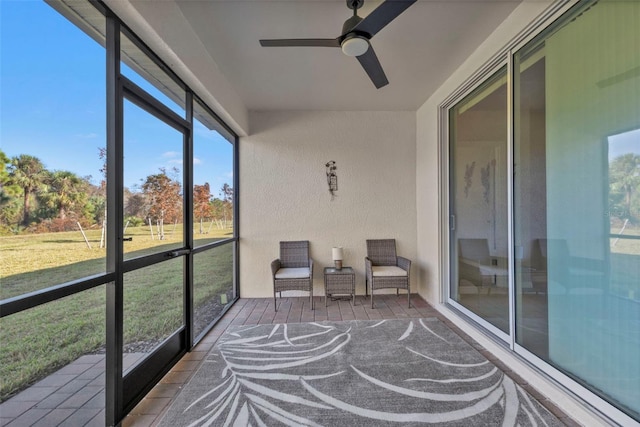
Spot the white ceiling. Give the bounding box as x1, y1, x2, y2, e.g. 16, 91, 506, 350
168, 0, 524, 111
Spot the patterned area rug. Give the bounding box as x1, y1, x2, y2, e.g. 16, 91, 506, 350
159, 319, 562, 426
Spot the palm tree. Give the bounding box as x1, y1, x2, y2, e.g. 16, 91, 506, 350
0, 150, 17, 204
7, 154, 47, 226
610, 153, 640, 220
42, 170, 88, 220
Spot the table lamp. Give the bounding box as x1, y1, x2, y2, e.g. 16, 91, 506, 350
332, 247, 343, 270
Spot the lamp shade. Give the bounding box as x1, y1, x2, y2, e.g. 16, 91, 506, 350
332, 247, 343, 261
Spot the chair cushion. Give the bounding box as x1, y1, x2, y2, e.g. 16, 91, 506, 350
275, 267, 310, 279
372, 266, 407, 277
478, 265, 508, 277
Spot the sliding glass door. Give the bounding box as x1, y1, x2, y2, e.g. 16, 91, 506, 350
449, 67, 510, 335
513, 1, 640, 418
447, 0, 639, 422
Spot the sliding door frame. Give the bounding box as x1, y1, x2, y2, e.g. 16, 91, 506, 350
442, 58, 512, 345
438, 0, 638, 424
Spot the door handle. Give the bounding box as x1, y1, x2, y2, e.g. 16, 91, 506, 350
168, 249, 190, 258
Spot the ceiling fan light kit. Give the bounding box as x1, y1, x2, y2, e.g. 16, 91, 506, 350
341, 35, 369, 57
259, 0, 417, 89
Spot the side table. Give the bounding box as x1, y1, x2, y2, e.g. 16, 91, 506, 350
323, 267, 356, 306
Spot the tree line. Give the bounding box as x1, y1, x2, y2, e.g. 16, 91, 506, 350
0, 149, 232, 235
609, 153, 640, 224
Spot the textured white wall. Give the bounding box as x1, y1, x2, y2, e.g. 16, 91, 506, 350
240, 111, 416, 298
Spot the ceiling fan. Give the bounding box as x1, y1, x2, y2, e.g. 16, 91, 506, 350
259, 0, 417, 89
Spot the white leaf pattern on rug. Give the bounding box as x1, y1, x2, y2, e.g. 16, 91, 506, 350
398, 321, 414, 341
159, 319, 564, 426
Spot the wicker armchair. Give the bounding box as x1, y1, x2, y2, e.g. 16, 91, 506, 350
458, 238, 507, 290
365, 239, 411, 308
271, 241, 314, 311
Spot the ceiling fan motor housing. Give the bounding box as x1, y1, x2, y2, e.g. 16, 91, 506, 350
342, 14, 364, 36
341, 14, 369, 57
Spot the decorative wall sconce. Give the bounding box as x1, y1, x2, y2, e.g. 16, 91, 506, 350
326, 160, 337, 200
332, 246, 343, 270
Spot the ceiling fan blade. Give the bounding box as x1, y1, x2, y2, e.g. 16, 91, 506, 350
260, 38, 341, 47
356, 45, 389, 89
350, 0, 417, 38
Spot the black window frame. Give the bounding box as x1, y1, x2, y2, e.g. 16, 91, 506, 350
0, 1, 239, 424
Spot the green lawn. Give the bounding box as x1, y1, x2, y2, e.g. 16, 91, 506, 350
1, 223, 233, 299
0, 225, 234, 402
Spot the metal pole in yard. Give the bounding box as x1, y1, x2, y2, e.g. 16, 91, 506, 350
149, 217, 155, 240
78, 222, 92, 249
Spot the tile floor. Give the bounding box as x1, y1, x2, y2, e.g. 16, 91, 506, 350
0, 295, 579, 426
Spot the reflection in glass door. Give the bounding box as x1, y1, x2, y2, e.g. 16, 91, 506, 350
449, 67, 510, 334
513, 1, 640, 415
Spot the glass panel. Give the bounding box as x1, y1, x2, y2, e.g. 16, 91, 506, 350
0, 286, 106, 402
449, 67, 510, 334
193, 101, 235, 247
123, 258, 183, 373
513, 43, 548, 356
609, 129, 640, 302
120, 32, 185, 118
123, 99, 184, 260
193, 243, 235, 339
0, 0, 106, 295
514, 0, 640, 418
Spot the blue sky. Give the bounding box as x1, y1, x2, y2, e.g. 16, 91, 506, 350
608, 128, 640, 161
0, 1, 636, 192
0, 0, 233, 195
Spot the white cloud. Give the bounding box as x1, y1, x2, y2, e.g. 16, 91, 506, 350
162, 151, 180, 158
193, 157, 202, 165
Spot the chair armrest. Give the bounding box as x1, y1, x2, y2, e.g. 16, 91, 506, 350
365, 257, 373, 280
397, 256, 411, 273
271, 259, 281, 276
309, 258, 314, 278
459, 257, 482, 268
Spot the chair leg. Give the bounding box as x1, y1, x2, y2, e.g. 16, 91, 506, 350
371, 289, 374, 309
407, 289, 411, 308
